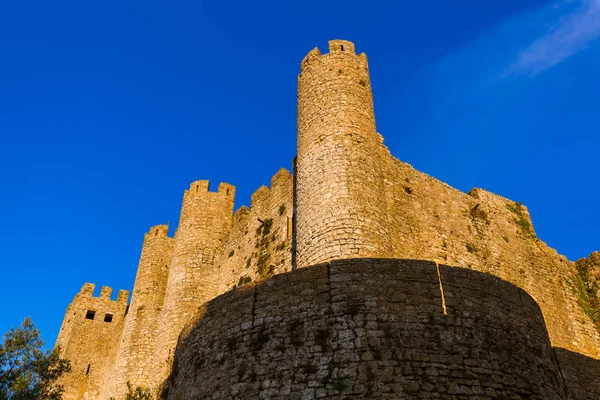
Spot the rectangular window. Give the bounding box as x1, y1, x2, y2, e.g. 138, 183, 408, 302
104, 313, 113, 323
85, 310, 96, 320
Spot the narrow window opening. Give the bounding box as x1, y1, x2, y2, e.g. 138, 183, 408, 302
85, 364, 91, 375
155, 229, 158, 236
85, 310, 96, 320
226, 189, 230, 195
104, 313, 113, 323
341, 45, 344, 51
196, 184, 199, 191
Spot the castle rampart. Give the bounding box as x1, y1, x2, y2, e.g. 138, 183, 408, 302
56, 283, 129, 400
208, 168, 293, 297
150, 181, 235, 388
102, 225, 175, 398
161, 259, 568, 399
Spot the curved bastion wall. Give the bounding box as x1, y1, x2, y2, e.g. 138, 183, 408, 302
161, 259, 567, 399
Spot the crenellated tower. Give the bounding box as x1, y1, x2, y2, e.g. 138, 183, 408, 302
150, 180, 235, 390
101, 225, 174, 399
296, 39, 392, 268
55, 283, 129, 400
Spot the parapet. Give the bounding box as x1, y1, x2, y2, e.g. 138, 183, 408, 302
300, 39, 366, 74
100, 286, 113, 300
117, 289, 130, 304
76, 282, 129, 305
146, 224, 170, 238
269, 168, 291, 188
250, 185, 270, 210
328, 39, 355, 54
80, 282, 95, 296
185, 180, 235, 200
300, 47, 321, 69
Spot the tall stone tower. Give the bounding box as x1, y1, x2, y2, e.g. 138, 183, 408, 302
55, 283, 129, 400
150, 180, 235, 389
296, 39, 391, 268
101, 225, 174, 399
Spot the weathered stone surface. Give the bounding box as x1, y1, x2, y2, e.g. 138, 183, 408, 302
162, 259, 566, 399
555, 347, 600, 400
55, 284, 129, 400
102, 225, 174, 398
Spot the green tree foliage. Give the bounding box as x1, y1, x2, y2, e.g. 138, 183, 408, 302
0, 317, 71, 400
125, 382, 152, 400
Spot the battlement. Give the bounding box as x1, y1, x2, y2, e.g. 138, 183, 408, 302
248, 168, 293, 215
184, 180, 235, 200
100, 286, 112, 300
300, 39, 366, 74
270, 168, 291, 188
77, 283, 129, 305
146, 224, 170, 238
328, 39, 355, 54
250, 185, 270, 210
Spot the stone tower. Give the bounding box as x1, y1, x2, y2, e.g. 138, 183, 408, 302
55, 283, 129, 400
101, 225, 174, 399
150, 180, 235, 389
296, 39, 392, 268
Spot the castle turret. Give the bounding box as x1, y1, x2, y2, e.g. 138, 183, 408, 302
150, 180, 235, 389
101, 225, 174, 399
296, 40, 392, 267
55, 283, 129, 400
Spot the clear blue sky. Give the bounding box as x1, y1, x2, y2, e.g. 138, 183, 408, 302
1, 0, 599, 347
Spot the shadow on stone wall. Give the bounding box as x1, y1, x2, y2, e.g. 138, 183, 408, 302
159, 259, 598, 399
554, 347, 600, 400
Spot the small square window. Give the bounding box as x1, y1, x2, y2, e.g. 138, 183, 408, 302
104, 313, 113, 323
85, 310, 96, 320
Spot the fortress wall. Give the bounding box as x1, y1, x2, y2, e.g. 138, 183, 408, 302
149, 170, 293, 392
101, 225, 174, 399
55, 283, 129, 400
161, 259, 566, 399
381, 154, 600, 358
207, 168, 293, 301
150, 181, 235, 390
555, 347, 600, 400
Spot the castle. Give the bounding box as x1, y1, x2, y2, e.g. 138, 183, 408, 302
55, 40, 600, 399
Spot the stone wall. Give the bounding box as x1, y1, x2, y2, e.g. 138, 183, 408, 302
150, 181, 235, 389
208, 168, 294, 295
381, 154, 600, 358
161, 259, 567, 399
101, 225, 174, 398
555, 347, 600, 400
55, 283, 129, 400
